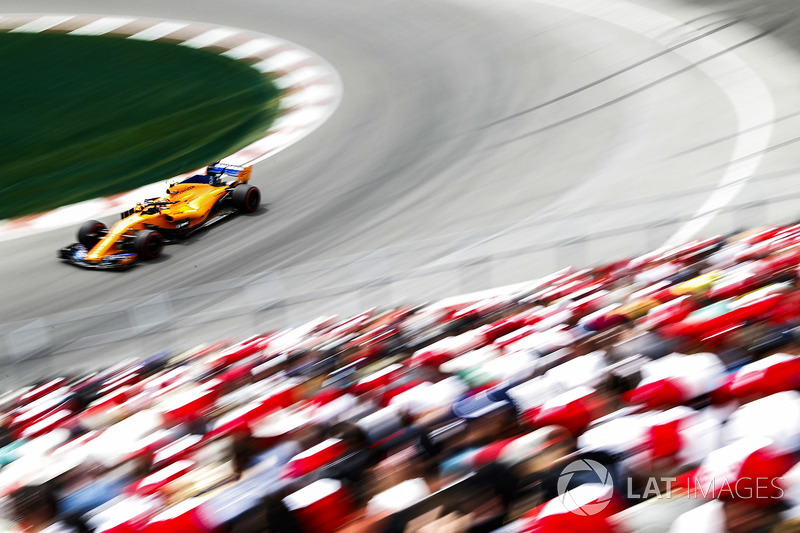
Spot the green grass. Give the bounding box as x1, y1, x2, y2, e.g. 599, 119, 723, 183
0, 32, 282, 219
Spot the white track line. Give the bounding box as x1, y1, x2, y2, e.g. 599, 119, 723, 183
181, 28, 238, 49
445, 0, 776, 255
128, 21, 188, 41
69, 17, 134, 36
255, 50, 310, 73
222, 37, 282, 59
531, 0, 774, 249
9, 15, 73, 33
273, 66, 328, 88
281, 85, 339, 107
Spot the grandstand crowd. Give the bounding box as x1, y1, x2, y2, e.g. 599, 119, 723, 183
4, 223, 800, 532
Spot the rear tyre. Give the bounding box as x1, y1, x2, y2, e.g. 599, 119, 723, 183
133, 230, 164, 260
232, 184, 261, 213
78, 220, 108, 248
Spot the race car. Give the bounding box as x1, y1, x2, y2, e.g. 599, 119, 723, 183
59, 162, 261, 269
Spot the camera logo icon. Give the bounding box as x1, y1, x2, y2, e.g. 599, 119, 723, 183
557, 459, 614, 516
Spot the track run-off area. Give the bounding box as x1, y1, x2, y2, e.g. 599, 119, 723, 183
2, 0, 800, 375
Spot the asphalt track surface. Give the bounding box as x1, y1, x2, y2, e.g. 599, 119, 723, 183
2, 0, 800, 330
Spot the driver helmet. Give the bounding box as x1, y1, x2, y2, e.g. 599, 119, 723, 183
167, 180, 178, 195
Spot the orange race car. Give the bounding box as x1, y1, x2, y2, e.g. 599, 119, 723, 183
59, 162, 261, 269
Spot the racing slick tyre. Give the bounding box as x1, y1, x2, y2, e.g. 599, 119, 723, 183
232, 184, 261, 213
133, 230, 164, 260
78, 220, 108, 248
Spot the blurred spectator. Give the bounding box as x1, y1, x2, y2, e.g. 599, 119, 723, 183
320, 422, 379, 505
669, 499, 786, 533
11, 483, 83, 532
772, 518, 800, 533
4, 224, 800, 532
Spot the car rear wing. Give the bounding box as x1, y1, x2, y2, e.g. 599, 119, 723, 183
207, 162, 252, 184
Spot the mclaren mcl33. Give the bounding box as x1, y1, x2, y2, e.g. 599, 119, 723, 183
59, 163, 261, 270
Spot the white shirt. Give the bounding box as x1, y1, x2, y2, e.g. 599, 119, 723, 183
366, 478, 431, 517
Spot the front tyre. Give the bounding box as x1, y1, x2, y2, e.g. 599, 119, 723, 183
133, 230, 164, 260
78, 220, 108, 248
231, 184, 260, 213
